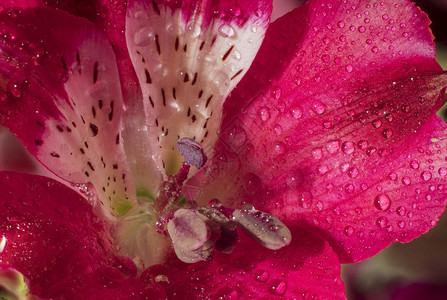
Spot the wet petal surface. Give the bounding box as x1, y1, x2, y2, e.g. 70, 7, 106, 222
0, 7, 136, 216
197, 0, 447, 262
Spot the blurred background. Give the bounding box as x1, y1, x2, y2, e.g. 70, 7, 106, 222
1, 1, 446, 299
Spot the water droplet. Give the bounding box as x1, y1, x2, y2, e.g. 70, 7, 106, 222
298, 192, 313, 209
348, 167, 359, 178
311, 100, 325, 114
396, 206, 406, 216
274, 124, 283, 136
344, 226, 354, 236
218, 24, 235, 38
346, 64, 353, 73
382, 129, 393, 139
134, 26, 154, 46
337, 21, 345, 28
232, 50, 242, 60
374, 194, 391, 211
269, 279, 287, 295
410, 160, 419, 169
438, 167, 447, 176
373, 119, 382, 128
259, 107, 270, 121
211, 71, 230, 93
341, 142, 354, 154
402, 176, 411, 185
421, 171, 432, 181
376, 217, 388, 228
88, 80, 109, 99
7, 79, 30, 98
32, 48, 49, 66
186, 22, 201, 38
253, 269, 269, 282
272, 142, 287, 156
371, 46, 378, 53
326, 140, 340, 154
167, 23, 183, 36
388, 172, 397, 180
289, 106, 302, 119
286, 169, 304, 189
358, 26, 366, 33
398, 220, 406, 228
311, 147, 323, 160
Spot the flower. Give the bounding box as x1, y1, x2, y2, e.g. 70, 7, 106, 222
1, 0, 447, 299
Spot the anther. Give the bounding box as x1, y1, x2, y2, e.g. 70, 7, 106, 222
177, 137, 207, 168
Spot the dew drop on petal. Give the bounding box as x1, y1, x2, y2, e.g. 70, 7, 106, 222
253, 269, 270, 282
402, 176, 411, 185
341, 141, 355, 154
134, 26, 154, 46
376, 217, 388, 228
421, 171, 432, 181
259, 107, 270, 121
326, 140, 340, 154
269, 279, 287, 296
311, 100, 326, 114
311, 147, 323, 160
410, 160, 419, 169
396, 206, 406, 216
438, 167, 447, 176
388, 172, 397, 180
344, 226, 354, 236
218, 24, 235, 38
289, 106, 303, 119
374, 194, 391, 211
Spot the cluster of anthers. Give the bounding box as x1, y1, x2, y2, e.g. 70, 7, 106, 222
154, 138, 292, 263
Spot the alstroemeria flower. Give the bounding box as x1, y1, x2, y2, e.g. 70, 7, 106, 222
1, 0, 447, 298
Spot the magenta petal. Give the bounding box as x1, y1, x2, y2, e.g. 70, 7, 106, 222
197, 0, 447, 263
0, 171, 114, 297
0, 7, 136, 216
162, 228, 345, 299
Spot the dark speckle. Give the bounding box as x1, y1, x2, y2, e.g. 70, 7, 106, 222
90, 123, 99, 136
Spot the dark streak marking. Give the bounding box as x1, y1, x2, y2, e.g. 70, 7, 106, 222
90, 123, 99, 136
155, 35, 161, 55
50, 152, 60, 158
192, 73, 198, 85
84, 141, 89, 149
222, 45, 234, 61
231, 69, 244, 80
184, 73, 189, 82
173, 88, 176, 99
198, 90, 203, 98
205, 131, 209, 138
71, 98, 77, 106
61, 56, 68, 71
72, 121, 77, 128
122, 174, 126, 180
88, 161, 95, 171
203, 118, 209, 129
155, 119, 159, 126
81, 115, 86, 124
98, 100, 103, 109
165, 129, 169, 136
109, 101, 114, 121
206, 95, 213, 108
163, 160, 166, 169
80, 148, 85, 154
187, 107, 191, 117
192, 115, 197, 123
101, 157, 106, 168
145, 69, 152, 84
76, 51, 81, 74
93, 61, 99, 83
116, 134, 120, 145
161, 126, 165, 132
199, 41, 205, 51
102, 187, 106, 192
175, 37, 179, 51
152, 0, 161, 15
113, 164, 118, 170
66, 127, 72, 133
56, 125, 64, 132
92, 106, 96, 118
34, 140, 43, 146
183, 44, 187, 52
161, 88, 166, 106
211, 36, 217, 47
85, 171, 89, 177
149, 96, 155, 108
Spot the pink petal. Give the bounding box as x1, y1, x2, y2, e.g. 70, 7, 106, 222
196, 0, 447, 262
158, 228, 345, 299
0, 171, 114, 297
126, 0, 273, 176
0, 7, 136, 216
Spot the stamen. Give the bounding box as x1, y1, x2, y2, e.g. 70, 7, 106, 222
154, 162, 190, 212
232, 204, 292, 250
177, 138, 207, 168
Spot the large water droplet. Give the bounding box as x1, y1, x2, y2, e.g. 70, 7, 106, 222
326, 140, 340, 154
269, 279, 287, 295
311, 100, 326, 114
289, 106, 303, 119
134, 26, 154, 46
259, 107, 270, 121
374, 194, 391, 211
402, 176, 411, 185
218, 24, 235, 38
410, 160, 419, 169
253, 269, 270, 282
311, 147, 323, 160
438, 167, 447, 176
376, 217, 388, 228
341, 141, 355, 154
421, 171, 432, 181
186, 22, 201, 38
